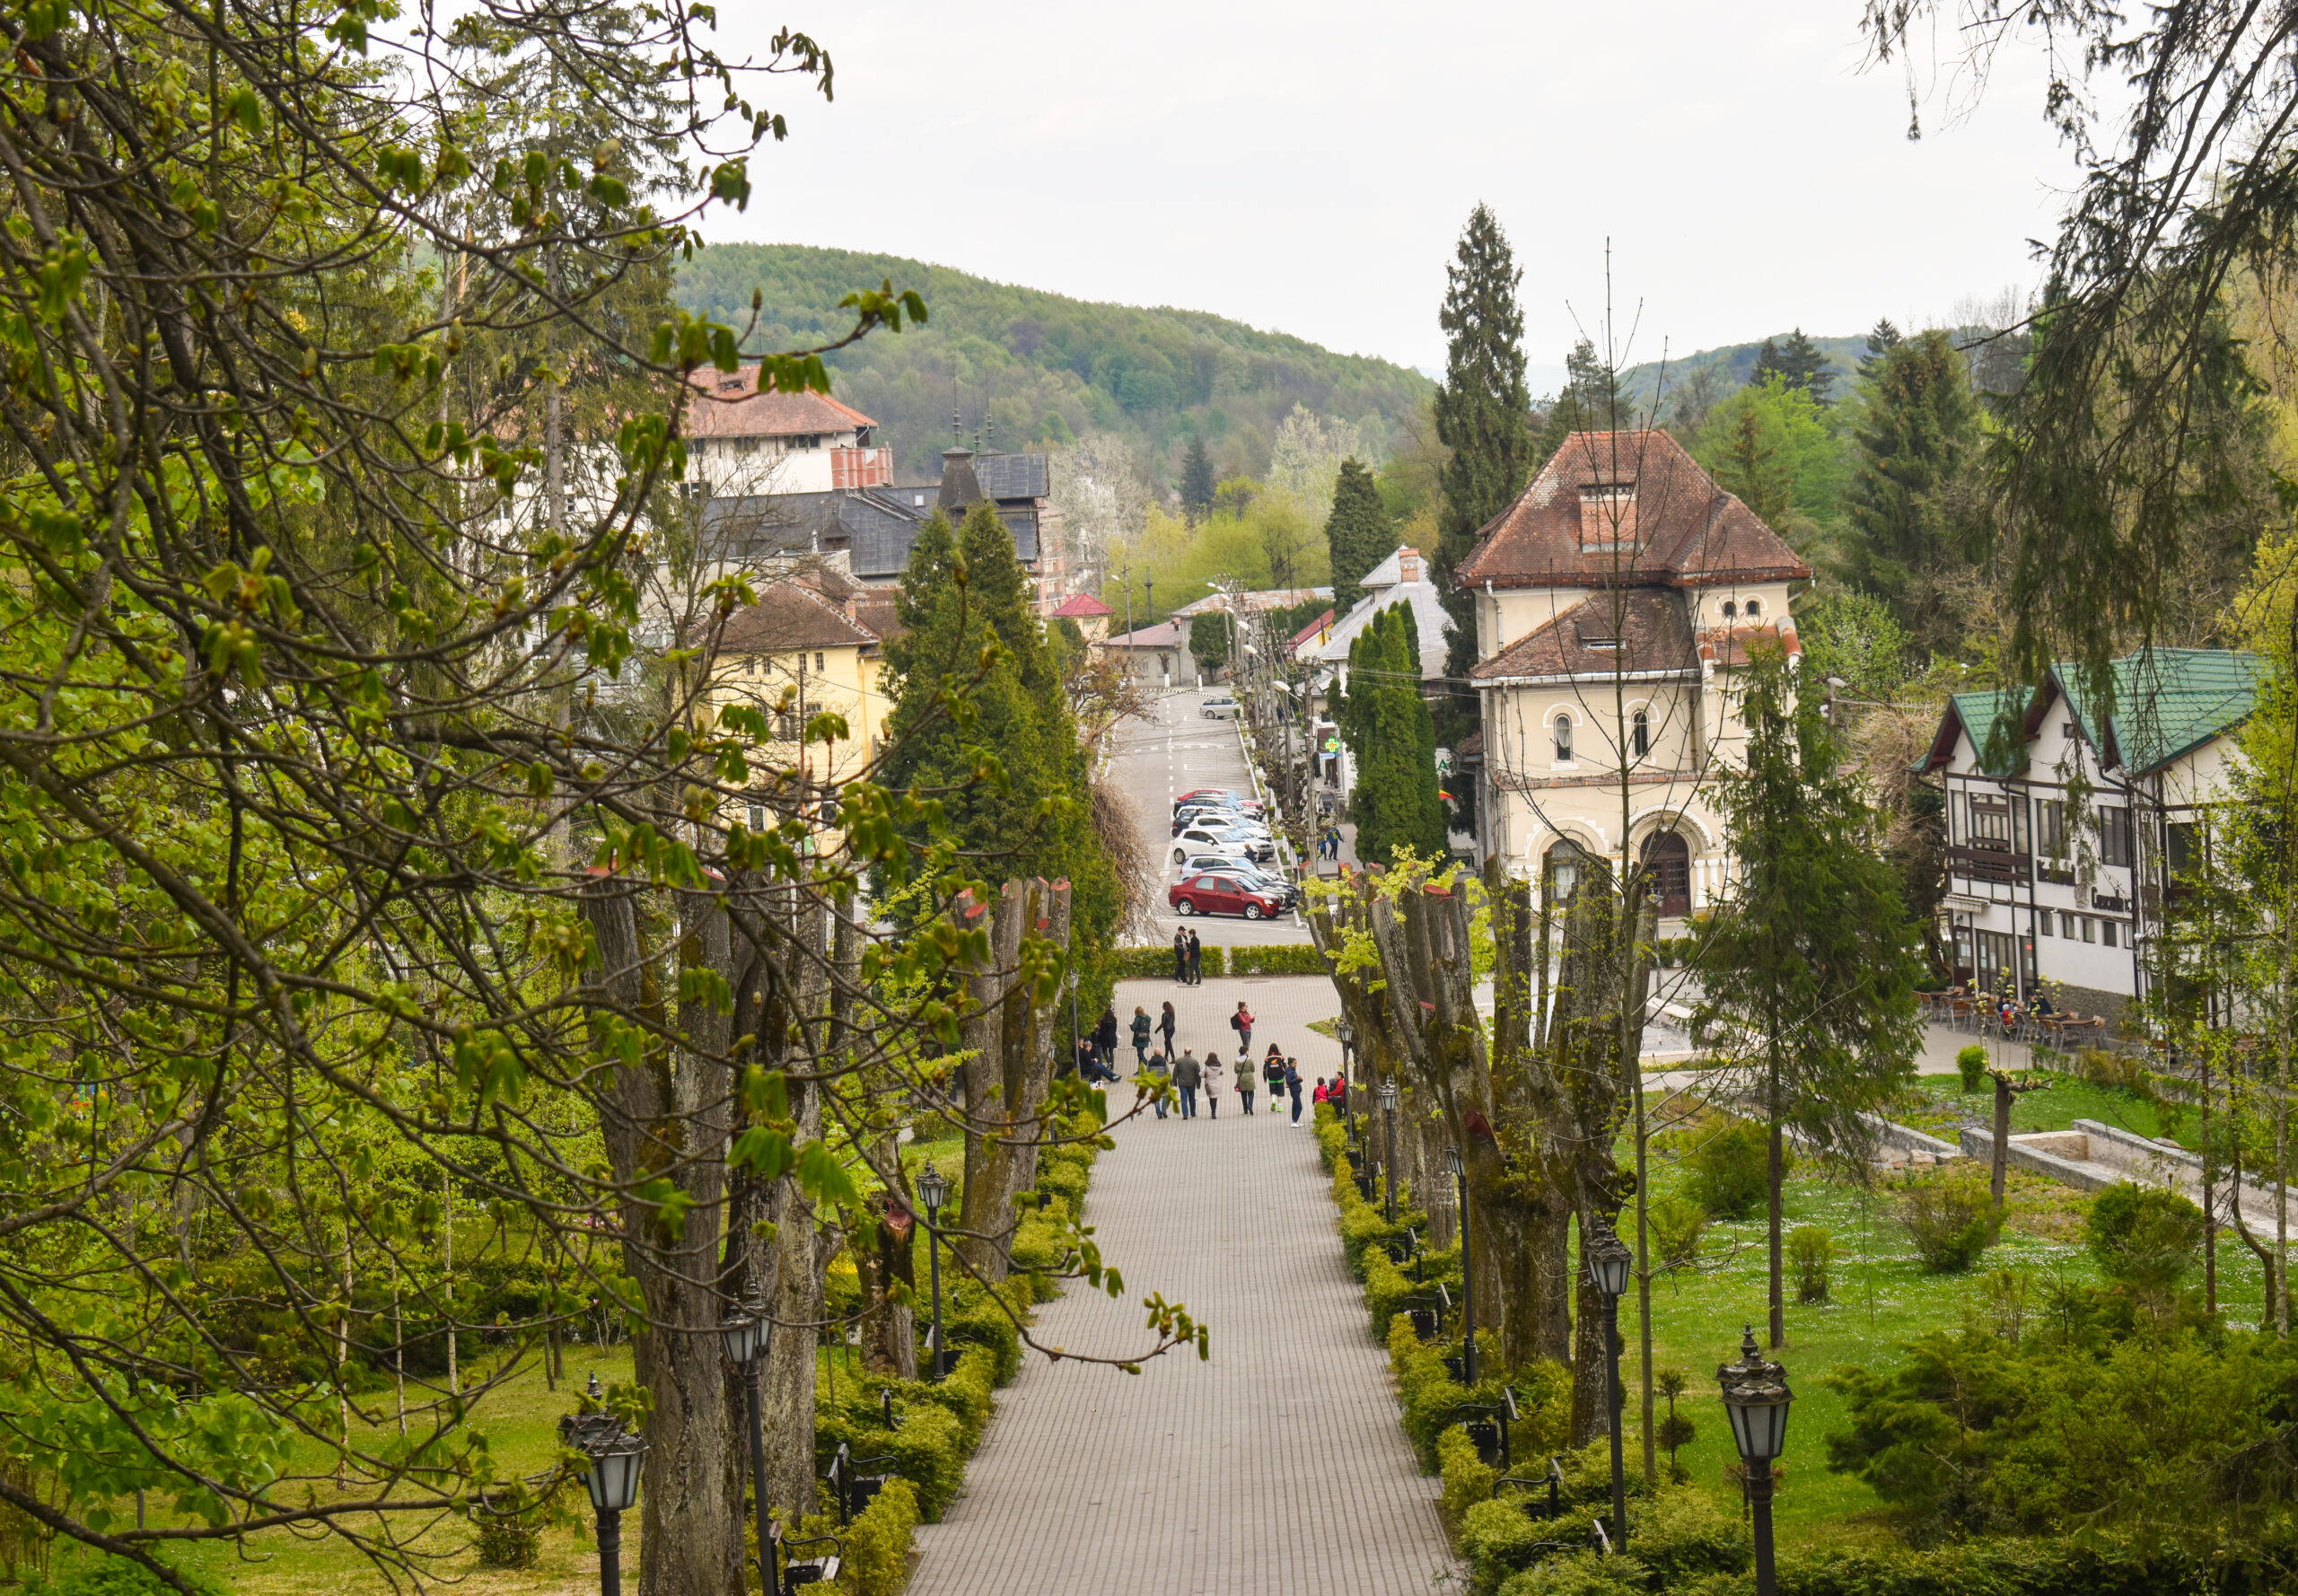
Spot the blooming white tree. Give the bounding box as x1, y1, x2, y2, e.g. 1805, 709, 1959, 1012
1267, 403, 1368, 524
1049, 432, 1152, 585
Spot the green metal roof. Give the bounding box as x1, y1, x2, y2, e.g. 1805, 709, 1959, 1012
2052, 648, 2267, 776
1928, 688, 2029, 777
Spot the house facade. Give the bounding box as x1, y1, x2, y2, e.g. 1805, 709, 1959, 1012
686, 367, 893, 495
1914, 648, 2265, 1024
712, 571, 890, 805
1095, 619, 1206, 691
1454, 430, 1811, 921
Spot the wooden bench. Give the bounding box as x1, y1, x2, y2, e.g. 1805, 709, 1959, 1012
768, 1520, 843, 1593
825, 1441, 899, 1526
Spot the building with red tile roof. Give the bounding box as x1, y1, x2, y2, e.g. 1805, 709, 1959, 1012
1457, 430, 1811, 919
687, 366, 892, 495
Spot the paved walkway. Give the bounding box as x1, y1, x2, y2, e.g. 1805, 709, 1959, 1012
907, 976, 1459, 1596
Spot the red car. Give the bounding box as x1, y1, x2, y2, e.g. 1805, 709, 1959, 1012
1169, 871, 1285, 920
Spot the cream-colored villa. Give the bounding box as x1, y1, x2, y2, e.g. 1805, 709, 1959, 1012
1456, 430, 1811, 923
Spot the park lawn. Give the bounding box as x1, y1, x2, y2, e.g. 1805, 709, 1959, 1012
1890, 1071, 2188, 1144
1628, 1148, 2278, 1551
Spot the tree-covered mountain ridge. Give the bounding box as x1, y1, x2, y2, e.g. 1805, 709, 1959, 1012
674, 242, 1434, 483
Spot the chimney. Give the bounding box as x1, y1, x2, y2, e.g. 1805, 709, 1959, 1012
1578, 480, 1637, 551
1399, 548, 1421, 583
938, 447, 983, 513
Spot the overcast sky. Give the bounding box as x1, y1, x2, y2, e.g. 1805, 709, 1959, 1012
706, 1, 2083, 385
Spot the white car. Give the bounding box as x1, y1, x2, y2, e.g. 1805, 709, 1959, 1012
1200, 695, 1239, 718
1170, 829, 1268, 866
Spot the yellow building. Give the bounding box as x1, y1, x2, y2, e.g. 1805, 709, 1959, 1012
714, 570, 892, 821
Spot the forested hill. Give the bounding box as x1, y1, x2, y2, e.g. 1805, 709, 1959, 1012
1617, 332, 1865, 415
674, 243, 1434, 484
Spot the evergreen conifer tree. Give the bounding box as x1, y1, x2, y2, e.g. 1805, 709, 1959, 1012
1532, 338, 1624, 471
1434, 204, 1532, 680
1325, 457, 1392, 612
1180, 434, 1216, 522
1754, 329, 1835, 405
1858, 317, 1902, 379
881, 502, 1122, 951
1691, 646, 1925, 1348
1840, 329, 1981, 631
1342, 605, 1446, 864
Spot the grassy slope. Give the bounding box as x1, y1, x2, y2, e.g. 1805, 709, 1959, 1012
673, 243, 1433, 482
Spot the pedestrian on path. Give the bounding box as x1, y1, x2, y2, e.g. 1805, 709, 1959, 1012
1172, 928, 1187, 983
1262, 1045, 1285, 1109
1186, 928, 1203, 985
1157, 1001, 1177, 1061
1094, 1006, 1119, 1069
1130, 1006, 1153, 1068
1203, 1056, 1225, 1118
1174, 1049, 1203, 1119
1313, 1076, 1330, 1108
1231, 1001, 1255, 1058
1285, 1057, 1305, 1124
1236, 1062, 1256, 1115
1145, 1050, 1171, 1118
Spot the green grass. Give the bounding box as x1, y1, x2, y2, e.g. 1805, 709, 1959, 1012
1627, 1147, 2274, 1550
1890, 1072, 2187, 1144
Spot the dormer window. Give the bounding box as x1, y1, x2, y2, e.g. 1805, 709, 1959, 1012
1578, 480, 1639, 552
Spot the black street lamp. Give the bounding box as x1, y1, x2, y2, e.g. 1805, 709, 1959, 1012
1336, 1019, 1357, 1149
561, 1394, 647, 1596
916, 1162, 951, 1380
1377, 1080, 1399, 1224
1719, 1325, 1793, 1596
1587, 1218, 1634, 1551
718, 1290, 770, 1589
1444, 1145, 1477, 1386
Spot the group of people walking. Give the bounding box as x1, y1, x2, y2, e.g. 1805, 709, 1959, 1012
1125, 997, 1339, 1126
1171, 927, 1205, 984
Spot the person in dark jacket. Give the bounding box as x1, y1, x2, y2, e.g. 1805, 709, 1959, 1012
1094, 1006, 1119, 1067
1172, 928, 1188, 983
1262, 1045, 1285, 1108
1158, 1001, 1178, 1060
1172, 1049, 1204, 1119
1144, 1050, 1171, 1118
1285, 1057, 1305, 1124
1185, 927, 1203, 985
1130, 1005, 1153, 1068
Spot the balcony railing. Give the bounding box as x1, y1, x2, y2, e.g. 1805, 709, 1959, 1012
1948, 845, 2030, 885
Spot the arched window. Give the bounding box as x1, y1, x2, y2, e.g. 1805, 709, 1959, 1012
1544, 839, 1588, 904
1631, 708, 1651, 758
1744, 598, 1763, 620
1721, 600, 1737, 620
1552, 713, 1574, 762
1640, 831, 1692, 916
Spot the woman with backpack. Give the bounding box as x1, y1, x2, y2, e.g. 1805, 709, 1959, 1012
1261, 1047, 1285, 1115
1230, 1001, 1254, 1058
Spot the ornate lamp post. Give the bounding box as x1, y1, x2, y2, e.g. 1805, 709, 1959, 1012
1336, 1019, 1357, 1147
1444, 1145, 1476, 1386
1587, 1218, 1634, 1550
1377, 1080, 1399, 1224
1719, 1325, 1794, 1596
718, 1292, 770, 1586
916, 1162, 951, 1380
561, 1399, 647, 1596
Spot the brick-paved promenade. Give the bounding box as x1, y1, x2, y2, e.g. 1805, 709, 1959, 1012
906, 974, 1460, 1595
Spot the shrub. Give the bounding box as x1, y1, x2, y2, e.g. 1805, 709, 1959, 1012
1460, 1495, 1550, 1593
1899, 1169, 2002, 1273
1227, 944, 1328, 976
1437, 1423, 1496, 1531
1684, 1118, 1774, 1221
819, 1391, 971, 1521
1790, 1224, 1833, 1303
2085, 1180, 2203, 1297
1108, 943, 1228, 978
838, 1476, 919, 1596
470, 1490, 541, 1569
25, 1560, 228, 1596
1957, 1043, 1988, 1092
1648, 1193, 1708, 1273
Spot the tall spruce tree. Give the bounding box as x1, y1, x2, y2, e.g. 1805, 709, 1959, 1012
1691, 646, 1925, 1348
1532, 338, 1625, 470
1753, 328, 1836, 405
1858, 317, 1903, 379
1840, 329, 1981, 632
1180, 434, 1216, 522
1434, 204, 1532, 682
1326, 457, 1392, 612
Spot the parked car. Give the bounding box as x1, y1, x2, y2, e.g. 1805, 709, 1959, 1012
1174, 853, 1295, 902
1169, 871, 1285, 920
1171, 825, 1274, 865
1173, 806, 1272, 838
1173, 788, 1261, 815
1200, 695, 1239, 719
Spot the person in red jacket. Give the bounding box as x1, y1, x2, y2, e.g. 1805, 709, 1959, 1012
1229, 1001, 1255, 1058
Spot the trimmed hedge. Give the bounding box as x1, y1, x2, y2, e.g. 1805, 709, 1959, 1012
838, 1478, 919, 1596
1108, 943, 1332, 979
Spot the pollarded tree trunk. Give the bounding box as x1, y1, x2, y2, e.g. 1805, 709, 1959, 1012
955, 879, 1071, 1281
582, 876, 744, 1596
759, 885, 834, 1517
